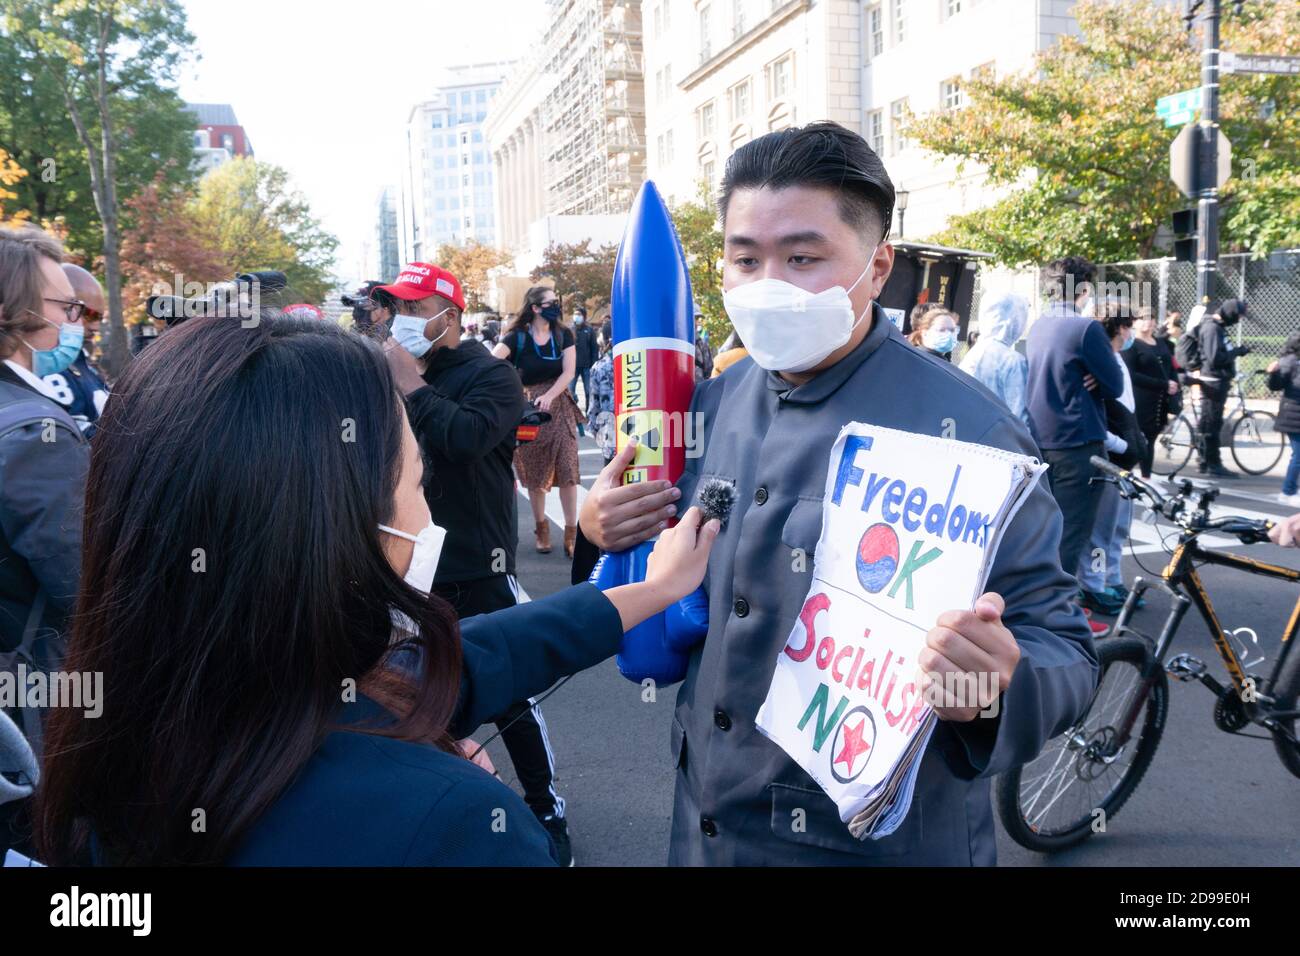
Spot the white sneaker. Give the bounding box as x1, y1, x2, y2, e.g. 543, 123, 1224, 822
1277, 493, 1300, 508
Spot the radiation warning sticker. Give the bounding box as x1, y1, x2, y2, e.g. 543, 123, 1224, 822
617, 409, 664, 467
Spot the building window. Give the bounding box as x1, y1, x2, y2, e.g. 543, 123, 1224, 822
221, 133, 234, 151
729, 124, 750, 153
941, 76, 963, 110
476, 89, 487, 103
767, 102, 793, 132
766, 54, 791, 101
971, 60, 995, 82
728, 79, 750, 122
868, 5, 883, 57
890, 98, 908, 154
697, 100, 716, 138
432, 115, 443, 128
732, 0, 746, 40
699, 5, 712, 61
892, 0, 904, 43
657, 130, 675, 166
657, 65, 675, 104
867, 109, 884, 155
702, 158, 715, 183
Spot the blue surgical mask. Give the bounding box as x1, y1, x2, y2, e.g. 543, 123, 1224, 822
1121, 332, 1135, 351
23, 319, 85, 377
392, 309, 450, 358
924, 328, 958, 355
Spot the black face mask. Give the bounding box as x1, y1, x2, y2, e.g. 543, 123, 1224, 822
539, 302, 562, 322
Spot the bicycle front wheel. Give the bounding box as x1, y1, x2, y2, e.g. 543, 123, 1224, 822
1231, 411, 1285, 476
1153, 414, 1195, 476
995, 637, 1167, 852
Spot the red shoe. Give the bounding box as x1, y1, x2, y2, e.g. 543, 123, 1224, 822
1083, 607, 1110, 637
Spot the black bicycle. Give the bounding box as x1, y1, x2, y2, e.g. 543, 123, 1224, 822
996, 457, 1300, 852
1153, 370, 1284, 477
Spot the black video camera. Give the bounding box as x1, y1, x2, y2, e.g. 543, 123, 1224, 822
146, 271, 289, 327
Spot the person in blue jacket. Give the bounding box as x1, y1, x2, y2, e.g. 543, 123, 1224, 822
31, 314, 718, 867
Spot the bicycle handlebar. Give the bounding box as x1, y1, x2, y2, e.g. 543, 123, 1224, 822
1089, 456, 1169, 511
1089, 455, 1275, 544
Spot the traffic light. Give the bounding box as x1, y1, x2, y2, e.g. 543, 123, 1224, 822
1172, 207, 1197, 263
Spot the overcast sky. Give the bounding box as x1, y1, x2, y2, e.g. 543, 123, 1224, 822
177, 0, 547, 286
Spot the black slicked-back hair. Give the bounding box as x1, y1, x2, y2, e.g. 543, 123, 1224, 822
718, 121, 895, 245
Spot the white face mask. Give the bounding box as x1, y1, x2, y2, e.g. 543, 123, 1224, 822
392, 308, 451, 358
379, 520, 447, 594
722, 251, 877, 373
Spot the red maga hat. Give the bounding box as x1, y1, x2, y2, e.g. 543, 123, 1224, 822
376, 262, 466, 311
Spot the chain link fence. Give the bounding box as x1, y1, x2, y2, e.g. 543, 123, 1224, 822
965, 251, 1300, 398
1098, 251, 1300, 397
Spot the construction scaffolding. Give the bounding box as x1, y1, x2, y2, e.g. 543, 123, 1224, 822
539, 0, 647, 217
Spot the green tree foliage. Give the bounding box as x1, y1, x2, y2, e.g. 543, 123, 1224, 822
669, 179, 728, 342
1, 0, 200, 375
189, 157, 339, 306
909, 0, 1299, 266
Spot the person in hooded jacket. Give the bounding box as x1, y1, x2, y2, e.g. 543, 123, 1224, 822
1193, 298, 1251, 477
959, 293, 1029, 423
1268, 332, 1300, 507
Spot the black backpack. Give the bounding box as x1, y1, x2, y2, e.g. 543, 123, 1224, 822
1175, 330, 1202, 372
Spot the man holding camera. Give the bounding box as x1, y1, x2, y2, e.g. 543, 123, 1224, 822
378, 263, 578, 865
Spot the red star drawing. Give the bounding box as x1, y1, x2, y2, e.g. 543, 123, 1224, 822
833, 718, 871, 775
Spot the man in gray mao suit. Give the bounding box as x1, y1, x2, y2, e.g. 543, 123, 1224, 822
580, 122, 1098, 865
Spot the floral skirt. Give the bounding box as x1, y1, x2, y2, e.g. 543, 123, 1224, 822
514, 377, 583, 493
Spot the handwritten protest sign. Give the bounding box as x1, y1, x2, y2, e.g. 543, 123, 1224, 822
755, 422, 1045, 838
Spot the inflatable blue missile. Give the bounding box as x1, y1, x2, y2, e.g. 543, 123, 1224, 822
589, 181, 709, 685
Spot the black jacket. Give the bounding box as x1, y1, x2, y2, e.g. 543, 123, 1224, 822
404, 341, 525, 583
0, 364, 88, 658
1123, 338, 1177, 436
1197, 319, 1244, 380
1268, 355, 1300, 436
573, 324, 598, 371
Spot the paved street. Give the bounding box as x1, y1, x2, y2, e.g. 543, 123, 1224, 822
477, 431, 1300, 866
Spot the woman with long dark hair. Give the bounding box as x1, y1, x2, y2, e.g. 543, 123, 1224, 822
1123, 307, 1180, 477
491, 286, 583, 556
34, 315, 717, 866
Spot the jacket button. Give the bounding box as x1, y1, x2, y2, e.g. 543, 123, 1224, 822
714, 709, 731, 731
700, 816, 718, 837
754, 486, 769, 505
733, 598, 749, 617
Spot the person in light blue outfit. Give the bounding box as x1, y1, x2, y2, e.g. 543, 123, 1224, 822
959, 292, 1030, 423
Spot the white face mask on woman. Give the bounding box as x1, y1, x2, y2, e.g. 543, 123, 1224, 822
721, 251, 877, 373
378, 520, 447, 594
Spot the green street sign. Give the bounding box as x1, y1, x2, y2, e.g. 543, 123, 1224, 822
1156, 87, 1203, 128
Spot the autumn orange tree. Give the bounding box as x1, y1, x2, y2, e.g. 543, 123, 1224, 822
433, 239, 514, 312
530, 239, 619, 314
0, 146, 27, 223
118, 175, 228, 316
909, 0, 1300, 265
